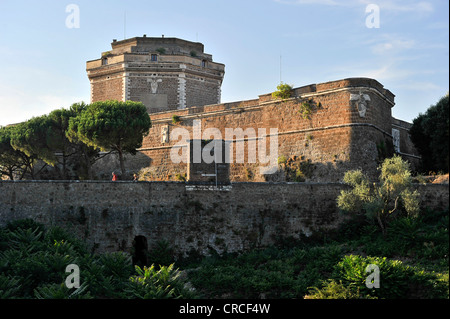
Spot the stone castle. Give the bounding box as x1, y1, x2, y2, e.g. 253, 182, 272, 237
1, 36, 444, 258
87, 35, 420, 183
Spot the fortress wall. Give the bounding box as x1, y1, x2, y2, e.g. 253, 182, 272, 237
97, 78, 407, 182
88, 63, 124, 103
0, 181, 447, 257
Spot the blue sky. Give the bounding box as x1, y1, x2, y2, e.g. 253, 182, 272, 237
0, 0, 448, 126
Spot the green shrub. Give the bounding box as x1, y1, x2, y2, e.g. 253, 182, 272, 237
147, 240, 176, 267
298, 101, 313, 120
272, 83, 293, 100
127, 264, 195, 299
277, 155, 287, 165
305, 279, 375, 299
337, 155, 421, 235
331, 255, 446, 299
6, 219, 45, 234
172, 115, 181, 124
0, 275, 21, 299
34, 282, 92, 299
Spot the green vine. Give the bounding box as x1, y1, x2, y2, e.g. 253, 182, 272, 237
299, 101, 313, 120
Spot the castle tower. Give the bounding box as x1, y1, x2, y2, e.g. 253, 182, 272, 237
86, 36, 225, 112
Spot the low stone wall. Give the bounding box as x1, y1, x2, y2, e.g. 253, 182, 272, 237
0, 181, 447, 258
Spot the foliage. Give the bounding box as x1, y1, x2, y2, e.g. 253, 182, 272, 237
127, 264, 195, 299
298, 101, 313, 120
156, 48, 166, 55
337, 155, 420, 234
328, 254, 447, 299
277, 155, 287, 164
187, 245, 343, 298
304, 279, 374, 299
0, 219, 195, 299
0, 126, 35, 180
175, 173, 186, 181
185, 207, 448, 299
67, 100, 152, 175
272, 82, 293, 100
147, 240, 176, 267
376, 139, 394, 163
9, 115, 57, 168
0, 207, 447, 300
172, 115, 181, 124
34, 282, 92, 299
0, 102, 105, 180
410, 94, 449, 173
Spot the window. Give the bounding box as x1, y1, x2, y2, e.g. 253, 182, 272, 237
102, 58, 108, 65
201, 59, 207, 67
151, 54, 158, 62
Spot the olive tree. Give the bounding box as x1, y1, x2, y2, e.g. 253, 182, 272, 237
337, 155, 420, 235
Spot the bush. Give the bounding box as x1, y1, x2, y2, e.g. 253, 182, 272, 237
329, 255, 447, 299
272, 83, 293, 100
127, 264, 195, 299
298, 101, 313, 120
0, 219, 195, 299
305, 279, 375, 299
337, 155, 420, 235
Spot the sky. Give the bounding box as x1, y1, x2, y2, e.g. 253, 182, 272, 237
0, 0, 448, 126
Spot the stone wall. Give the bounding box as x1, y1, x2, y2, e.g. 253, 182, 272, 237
0, 181, 447, 258
86, 36, 225, 111
114, 77, 411, 183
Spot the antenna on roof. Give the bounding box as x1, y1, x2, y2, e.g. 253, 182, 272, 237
124, 11, 127, 39
280, 55, 282, 83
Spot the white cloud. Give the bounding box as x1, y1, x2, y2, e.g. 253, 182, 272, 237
273, 0, 341, 5
274, 0, 434, 14
378, 1, 434, 13
370, 37, 415, 55
396, 81, 442, 91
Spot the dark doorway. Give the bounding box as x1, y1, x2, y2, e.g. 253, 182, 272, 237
132, 235, 148, 267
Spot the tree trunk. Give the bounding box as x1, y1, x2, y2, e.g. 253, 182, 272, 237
377, 212, 386, 236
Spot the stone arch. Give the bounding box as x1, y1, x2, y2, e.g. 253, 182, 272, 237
132, 235, 148, 268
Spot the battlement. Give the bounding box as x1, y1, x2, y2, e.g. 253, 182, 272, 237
109, 36, 207, 57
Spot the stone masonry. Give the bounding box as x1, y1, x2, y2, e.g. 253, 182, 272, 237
91, 77, 420, 182
0, 181, 446, 257
86, 36, 225, 112
86, 37, 420, 183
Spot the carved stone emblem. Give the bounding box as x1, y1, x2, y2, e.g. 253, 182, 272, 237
161, 125, 169, 144
148, 77, 162, 94
350, 91, 371, 117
